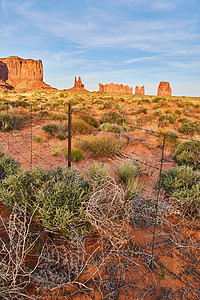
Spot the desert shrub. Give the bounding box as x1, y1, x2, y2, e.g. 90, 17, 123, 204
77, 135, 124, 157
72, 118, 93, 134
157, 130, 179, 148
0, 166, 92, 236
175, 109, 182, 116
131, 107, 148, 115
178, 120, 200, 135
86, 161, 111, 186
42, 122, 68, 139
34, 136, 43, 143
35, 167, 91, 236
153, 109, 162, 117
175, 99, 185, 107
100, 111, 126, 125
42, 123, 60, 136
100, 122, 121, 133
64, 148, 83, 162
172, 141, 200, 170
38, 110, 50, 118
50, 112, 68, 120
80, 115, 100, 128
156, 165, 200, 217
178, 117, 188, 123
0, 151, 20, 181
158, 114, 177, 126
116, 158, 142, 185
0, 112, 25, 131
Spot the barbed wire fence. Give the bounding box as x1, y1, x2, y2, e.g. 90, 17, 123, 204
0, 101, 199, 299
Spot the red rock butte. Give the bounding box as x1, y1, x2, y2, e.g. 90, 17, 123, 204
157, 82, 172, 97
0, 56, 53, 91
99, 83, 133, 94
67, 76, 88, 92
135, 85, 145, 95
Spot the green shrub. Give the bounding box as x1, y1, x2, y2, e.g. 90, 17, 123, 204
175, 109, 182, 116
100, 122, 121, 133
153, 109, 162, 117
72, 118, 93, 134
77, 135, 124, 157
156, 165, 200, 217
42, 123, 60, 136
64, 148, 83, 162
0, 166, 92, 237
132, 107, 148, 115
34, 136, 43, 143
38, 110, 50, 118
80, 115, 100, 128
86, 161, 111, 185
100, 111, 126, 125
157, 130, 179, 148
172, 141, 200, 170
178, 120, 200, 135
116, 158, 142, 184
0, 151, 20, 180
0, 112, 24, 131
35, 167, 91, 236
158, 114, 177, 126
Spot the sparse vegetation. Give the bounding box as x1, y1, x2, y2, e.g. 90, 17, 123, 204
172, 140, 200, 169
76, 135, 124, 157
178, 120, 200, 135
157, 165, 200, 217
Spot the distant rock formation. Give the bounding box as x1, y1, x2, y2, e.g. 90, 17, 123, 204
99, 83, 133, 94
157, 82, 172, 97
67, 76, 88, 91
135, 85, 145, 95
0, 56, 53, 91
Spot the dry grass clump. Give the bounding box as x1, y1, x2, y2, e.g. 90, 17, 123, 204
76, 135, 124, 157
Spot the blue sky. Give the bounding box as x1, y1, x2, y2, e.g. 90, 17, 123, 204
0, 0, 200, 96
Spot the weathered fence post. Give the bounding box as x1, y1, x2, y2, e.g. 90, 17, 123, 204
30, 104, 33, 167
150, 134, 166, 268
68, 103, 72, 168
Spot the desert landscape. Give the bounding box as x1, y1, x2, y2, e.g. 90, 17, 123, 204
0, 55, 199, 299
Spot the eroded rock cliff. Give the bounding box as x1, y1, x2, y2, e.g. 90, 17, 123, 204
157, 82, 172, 97
99, 83, 133, 94
67, 76, 88, 91
135, 85, 145, 95
0, 56, 53, 91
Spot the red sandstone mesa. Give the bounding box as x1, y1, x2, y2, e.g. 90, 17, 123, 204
157, 82, 172, 97
67, 76, 88, 92
99, 83, 133, 94
0, 56, 53, 91
135, 85, 145, 95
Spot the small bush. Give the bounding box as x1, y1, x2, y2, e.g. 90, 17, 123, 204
80, 115, 100, 128
172, 141, 200, 170
156, 165, 200, 217
158, 114, 177, 126
42, 123, 59, 135
0, 166, 92, 237
100, 111, 126, 125
132, 107, 148, 115
116, 158, 142, 184
157, 130, 179, 148
0, 151, 20, 181
72, 118, 93, 134
77, 135, 124, 157
0, 112, 24, 131
34, 136, 43, 143
100, 122, 121, 133
64, 148, 84, 162
178, 120, 200, 135
153, 109, 162, 117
